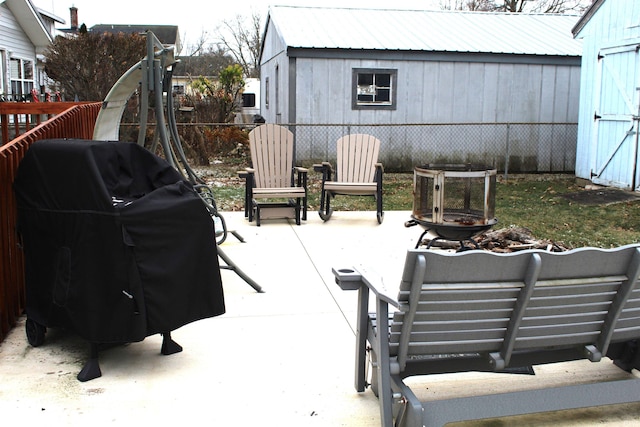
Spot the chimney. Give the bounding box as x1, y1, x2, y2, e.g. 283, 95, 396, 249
70, 7, 78, 31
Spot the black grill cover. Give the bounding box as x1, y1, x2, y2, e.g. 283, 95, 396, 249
14, 139, 225, 343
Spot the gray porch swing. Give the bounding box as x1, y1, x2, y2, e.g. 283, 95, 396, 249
93, 31, 262, 293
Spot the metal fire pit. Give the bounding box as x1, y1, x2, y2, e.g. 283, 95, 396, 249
406, 163, 497, 249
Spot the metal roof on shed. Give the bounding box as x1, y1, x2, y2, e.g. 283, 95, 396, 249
268, 6, 582, 57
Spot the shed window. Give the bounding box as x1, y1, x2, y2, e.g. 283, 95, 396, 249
352, 68, 397, 110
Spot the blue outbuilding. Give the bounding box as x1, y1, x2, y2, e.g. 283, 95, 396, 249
573, 0, 640, 190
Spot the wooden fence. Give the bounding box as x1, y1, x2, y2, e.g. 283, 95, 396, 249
0, 102, 101, 344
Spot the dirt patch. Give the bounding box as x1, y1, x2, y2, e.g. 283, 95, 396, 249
560, 187, 640, 206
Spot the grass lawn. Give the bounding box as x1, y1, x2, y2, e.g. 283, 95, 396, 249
198, 164, 640, 249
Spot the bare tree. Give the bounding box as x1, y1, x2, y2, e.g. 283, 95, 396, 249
440, 0, 592, 13
440, 0, 495, 11
215, 11, 262, 78
183, 30, 211, 56
176, 46, 235, 78
44, 32, 146, 101
499, 0, 590, 13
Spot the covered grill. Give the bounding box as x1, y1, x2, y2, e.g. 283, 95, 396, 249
14, 139, 225, 381
406, 163, 498, 249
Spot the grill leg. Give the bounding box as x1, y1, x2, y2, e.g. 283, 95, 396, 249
161, 332, 183, 355
77, 343, 102, 382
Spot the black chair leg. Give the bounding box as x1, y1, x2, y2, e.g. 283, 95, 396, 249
302, 197, 307, 220
376, 193, 384, 224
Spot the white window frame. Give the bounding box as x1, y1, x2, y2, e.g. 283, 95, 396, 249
352, 68, 397, 110
10, 57, 35, 98
0, 50, 5, 95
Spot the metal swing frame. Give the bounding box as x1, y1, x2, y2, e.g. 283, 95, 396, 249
93, 31, 262, 293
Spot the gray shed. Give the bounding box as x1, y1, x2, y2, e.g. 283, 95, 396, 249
572, 0, 640, 191
260, 6, 583, 126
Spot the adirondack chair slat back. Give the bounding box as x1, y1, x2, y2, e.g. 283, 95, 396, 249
390, 246, 640, 368
335, 134, 380, 183
249, 124, 295, 188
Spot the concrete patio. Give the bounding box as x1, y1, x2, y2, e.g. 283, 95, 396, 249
1, 210, 639, 426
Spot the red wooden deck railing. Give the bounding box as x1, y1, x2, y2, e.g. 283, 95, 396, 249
0, 102, 102, 344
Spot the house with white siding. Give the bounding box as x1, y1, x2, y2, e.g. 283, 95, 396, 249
572, 0, 640, 191
0, 0, 61, 100
260, 6, 582, 126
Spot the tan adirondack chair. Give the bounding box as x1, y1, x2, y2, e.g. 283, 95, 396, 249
241, 124, 308, 226
314, 134, 384, 223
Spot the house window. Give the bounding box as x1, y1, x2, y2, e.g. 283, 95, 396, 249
0, 51, 5, 95
172, 84, 184, 95
10, 58, 34, 98
352, 68, 397, 110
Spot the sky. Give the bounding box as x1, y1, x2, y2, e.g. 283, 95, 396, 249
31, 0, 442, 53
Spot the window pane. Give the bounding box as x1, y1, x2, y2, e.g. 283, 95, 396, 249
10, 59, 20, 78
0, 51, 4, 93
24, 60, 33, 79
11, 81, 21, 95
358, 73, 373, 86
376, 73, 391, 87
243, 93, 256, 107
376, 88, 390, 102
358, 84, 375, 96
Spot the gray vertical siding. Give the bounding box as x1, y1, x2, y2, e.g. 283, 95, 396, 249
291, 57, 580, 125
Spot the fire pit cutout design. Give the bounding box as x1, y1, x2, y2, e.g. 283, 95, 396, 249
406, 163, 498, 249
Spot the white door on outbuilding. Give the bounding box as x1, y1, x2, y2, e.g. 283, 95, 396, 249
591, 42, 640, 191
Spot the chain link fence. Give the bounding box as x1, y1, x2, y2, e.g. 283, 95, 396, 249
160, 122, 577, 174
284, 123, 577, 174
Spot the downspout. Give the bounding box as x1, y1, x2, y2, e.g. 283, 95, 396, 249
289, 56, 297, 161
633, 114, 639, 191
288, 56, 296, 125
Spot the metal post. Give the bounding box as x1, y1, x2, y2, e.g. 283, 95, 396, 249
504, 123, 511, 180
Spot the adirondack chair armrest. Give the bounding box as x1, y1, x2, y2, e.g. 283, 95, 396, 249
374, 163, 384, 186
313, 162, 333, 184
292, 167, 308, 189
238, 168, 254, 189
332, 265, 399, 308
313, 162, 333, 173
238, 168, 255, 178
